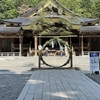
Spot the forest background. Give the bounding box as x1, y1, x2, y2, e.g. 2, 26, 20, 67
0, 0, 100, 23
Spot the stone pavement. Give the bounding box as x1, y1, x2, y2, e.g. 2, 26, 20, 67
1, 55, 100, 100
17, 69, 100, 100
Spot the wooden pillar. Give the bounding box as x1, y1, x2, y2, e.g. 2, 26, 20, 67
0, 39, 1, 52
11, 38, 14, 52
19, 36, 23, 56
34, 36, 38, 56
29, 43, 31, 56
70, 37, 73, 68
81, 35, 84, 56
79, 37, 81, 55
65, 37, 68, 44
22, 36, 23, 55
88, 37, 90, 52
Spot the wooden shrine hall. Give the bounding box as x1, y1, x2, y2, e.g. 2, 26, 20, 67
0, 0, 100, 56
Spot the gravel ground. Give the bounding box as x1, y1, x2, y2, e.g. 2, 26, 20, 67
0, 74, 31, 100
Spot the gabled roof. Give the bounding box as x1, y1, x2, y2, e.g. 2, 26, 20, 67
2, 16, 82, 26
21, 3, 42, 17
19, 0, 84, 25
21, 0, 80, 17
2, 0, 100, 28
3, 16, 99, 27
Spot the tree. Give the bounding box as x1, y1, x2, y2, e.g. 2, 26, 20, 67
80, 0, 94, 18
59, 0, 82, 15
93, 0, 100, 18
15, 0, 42, 8
0, 0, 18, 22
17, 4, 32, 15
59, 0, 97, 18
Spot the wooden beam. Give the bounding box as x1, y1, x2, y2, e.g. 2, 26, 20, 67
33, 35, 77, 38
81, 32, 100, 34
79, 35, 100, 38
0, 36, 19, 38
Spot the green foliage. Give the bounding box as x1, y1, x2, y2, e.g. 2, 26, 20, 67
59, 0, 99, 18
93, 0, 100, 18
15, 0, 44, 8
17, 4, 32, 15
0, 0, 18, 22
80, 0, 93, 18
59, 0, 82, 15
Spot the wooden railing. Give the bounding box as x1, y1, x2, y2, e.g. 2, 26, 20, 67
31, 49, 65, 56
84, 51, 100, 55
0, 52, 20, 56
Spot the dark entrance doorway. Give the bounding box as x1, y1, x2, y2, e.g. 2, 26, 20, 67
91, 38, 100, 51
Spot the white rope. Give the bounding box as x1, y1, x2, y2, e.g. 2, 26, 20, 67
51, 40, 54, 48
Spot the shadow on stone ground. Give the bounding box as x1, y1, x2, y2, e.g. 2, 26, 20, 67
86, 73, 100, 85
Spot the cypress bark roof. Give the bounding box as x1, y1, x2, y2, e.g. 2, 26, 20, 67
80, 25, 100, 33
2, 0, 84, 25
0, 25, 21, 33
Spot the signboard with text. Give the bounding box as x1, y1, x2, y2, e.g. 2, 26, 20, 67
90, 52, 99, 72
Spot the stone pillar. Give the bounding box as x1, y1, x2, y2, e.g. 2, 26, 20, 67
34, 36, 38, 56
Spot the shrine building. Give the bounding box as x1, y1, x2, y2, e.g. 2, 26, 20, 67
0, 0, 100, 56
